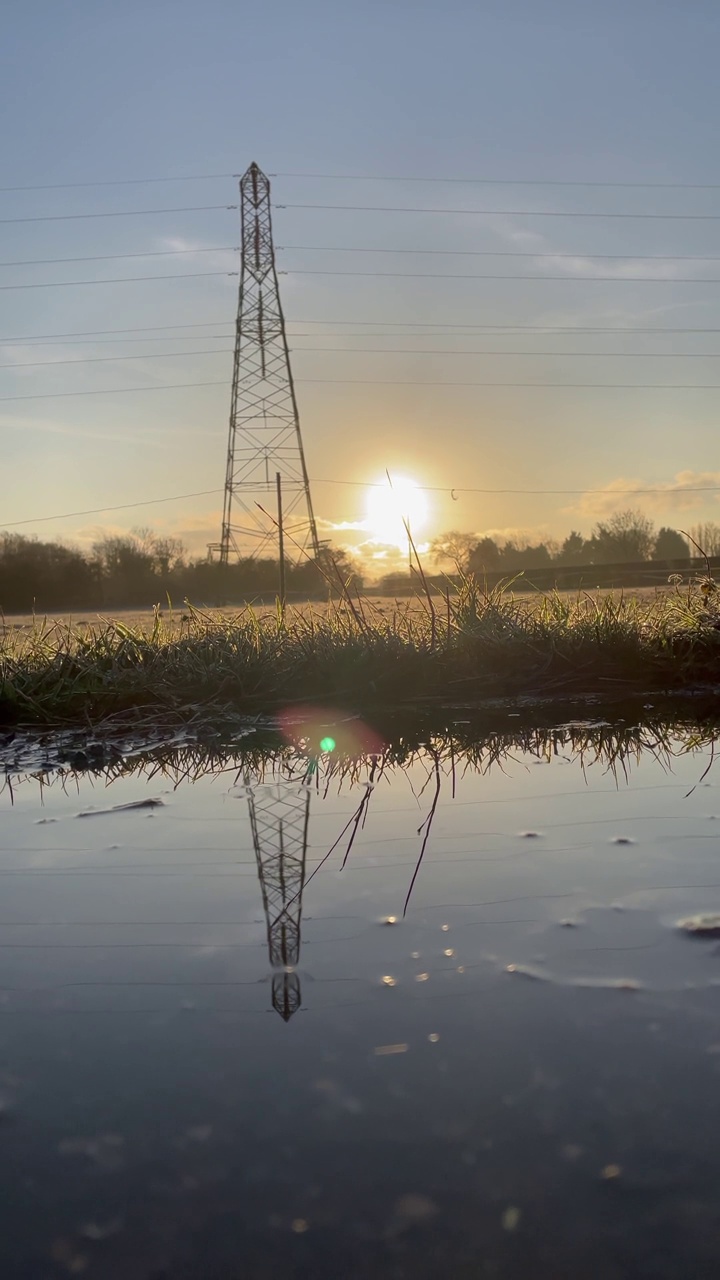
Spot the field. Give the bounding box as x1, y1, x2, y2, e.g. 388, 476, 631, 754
0, 585, 678, 638
2, 577, 720, 731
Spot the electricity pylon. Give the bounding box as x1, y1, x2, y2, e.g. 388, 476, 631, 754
247, 775, 310, 1020
212, 162, 320, 564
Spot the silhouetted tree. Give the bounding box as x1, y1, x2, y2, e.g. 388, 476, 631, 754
587, 509, 655, 563
498, 540, 552, 569
0, 533, 99, 612
556, 531, 588, 564
467, 537, 501, 574
652, 528, 690, 561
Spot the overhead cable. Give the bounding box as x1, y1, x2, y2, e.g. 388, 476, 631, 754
0, 271, 237, 291
5, 479, 720, 530
0, 380, 227, 402
5, 267, 718, 290
5, 169, 720, 191
8, 319, 720, 344
9, 346, 720, 371
0, 174, 238, 192
0, 247, 238, 268
0, 348, 233, 369
7, 378, 720, 402
0, 204, 237, 224
7, 244, 720, 268
273, 171, 720, 191
279, 202, 720, 222
279, 244, 720, 263
1, 489, 224, 527
285, 268, 720, 284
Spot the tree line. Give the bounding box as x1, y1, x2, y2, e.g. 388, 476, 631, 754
1, 511, 717, 614
431, 511, 716, 575
0, 527, 359, 614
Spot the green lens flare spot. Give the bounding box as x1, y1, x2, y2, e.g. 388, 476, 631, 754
320, 736, 336, 753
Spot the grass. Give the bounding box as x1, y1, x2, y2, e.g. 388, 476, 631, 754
3, 574, 720, 728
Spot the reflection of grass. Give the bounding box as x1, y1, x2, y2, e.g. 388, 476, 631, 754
3, 576, 720, 727
4, 709, 717, 789
4, 717, 717, 912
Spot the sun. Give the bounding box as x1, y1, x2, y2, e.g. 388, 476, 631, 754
366, 476, 428, 550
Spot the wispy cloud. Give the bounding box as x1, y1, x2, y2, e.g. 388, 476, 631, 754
478, 525, 554, 545
567, 471, 720, 519
157, 235, 239, 274
487, 218, 709, 283
317, 517, 368, 533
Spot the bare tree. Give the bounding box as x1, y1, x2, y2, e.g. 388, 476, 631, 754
688, 522, 720, 557
430, 531, 477, 569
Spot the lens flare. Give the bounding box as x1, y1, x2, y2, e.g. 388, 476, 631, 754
277, 705, 386, 759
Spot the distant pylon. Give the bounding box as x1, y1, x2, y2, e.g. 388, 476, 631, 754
213, 162, 320, 565
247, 775, 310, 1020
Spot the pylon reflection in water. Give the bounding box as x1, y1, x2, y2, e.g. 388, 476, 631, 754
246, 775, 310, 1020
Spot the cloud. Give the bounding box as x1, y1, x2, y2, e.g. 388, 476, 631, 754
157, 236, 239, 275
317, 517, 368, 533
477, 525, 555, 546
567, 471, 720, 519
487, 218, 705, 283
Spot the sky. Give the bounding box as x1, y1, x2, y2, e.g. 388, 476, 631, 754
4, 0, 720, 575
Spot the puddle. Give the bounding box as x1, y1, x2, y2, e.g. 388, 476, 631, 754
2, 719, 720, 1277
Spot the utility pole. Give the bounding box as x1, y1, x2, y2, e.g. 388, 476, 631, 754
276, 471, 286, 614
210, 162, 320, 566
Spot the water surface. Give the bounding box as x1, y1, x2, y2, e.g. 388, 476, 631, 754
2, 720, 720, 1278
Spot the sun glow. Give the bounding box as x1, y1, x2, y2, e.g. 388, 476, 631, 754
365, 476, 428, 550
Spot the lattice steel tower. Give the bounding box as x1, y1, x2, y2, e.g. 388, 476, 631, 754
215, 162, 320, 564
247, 775, 310, 1021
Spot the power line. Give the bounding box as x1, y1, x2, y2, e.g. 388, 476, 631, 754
10, 346, 720, 371
6, 244, 718, 269
6, 266, 719, 292
1, 489, 224, 528
2, 335, 236, 347
6, 200, 720, 228
0, 270, 237, 291
300, 378, 720, 388
5, 328, 715, 347
273, 171, 720, 191
280, 202, 720, 222
9, 325, 720, 350
8, 378, 720, 402
0, 331, 476, 347
0, 246, 238, 268
311, 478, 720, 496
286, 268, 720, 284
1, 335, 237, 348
5, 266, 717, 291
0, 174, 238, 192
0, 204, 237, 225
0, 380, 227, 402
6, 169, 720, 192
0, 348, 233, 370
5, 478, 720, 530
280, 244, 720, 263
0, 320, 234, 342
293, 321, 720, 333
292, 348, 720, 358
